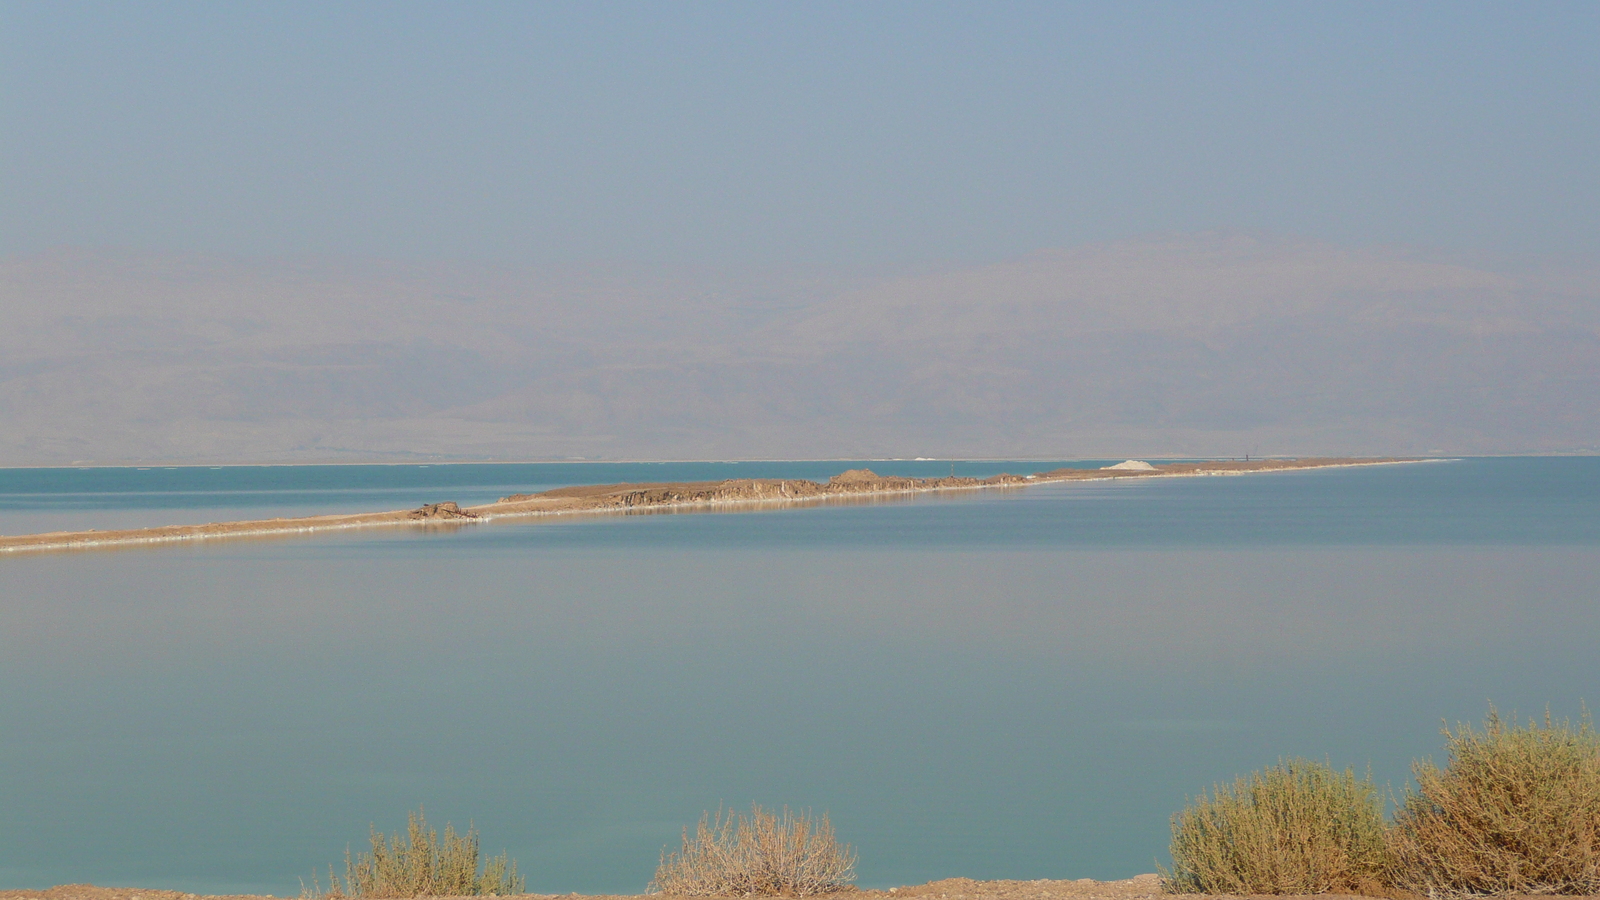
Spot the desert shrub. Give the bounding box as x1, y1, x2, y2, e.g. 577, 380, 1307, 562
650, 804, 856, 896
1389, 707, 1600, 897
304, 807, 524, 898
1163, 758, 1390, 894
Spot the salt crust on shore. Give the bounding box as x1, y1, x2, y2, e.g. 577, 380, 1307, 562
0, 458, 1418, 555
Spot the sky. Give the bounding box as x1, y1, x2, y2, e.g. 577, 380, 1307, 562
2, 2, 1599, 463
5, 1, 1598, 268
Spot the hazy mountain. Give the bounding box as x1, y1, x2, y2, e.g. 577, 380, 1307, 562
2, 234, 1596, 464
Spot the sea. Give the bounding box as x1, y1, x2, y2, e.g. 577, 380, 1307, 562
1, 457, 1596, 895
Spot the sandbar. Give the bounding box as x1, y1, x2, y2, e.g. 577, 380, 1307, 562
0, 458, 1415, 555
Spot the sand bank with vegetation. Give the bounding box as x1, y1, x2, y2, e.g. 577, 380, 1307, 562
0, 458, 1415, 555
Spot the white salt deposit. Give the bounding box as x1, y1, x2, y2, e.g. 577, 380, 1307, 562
1102, 460, 1156, 471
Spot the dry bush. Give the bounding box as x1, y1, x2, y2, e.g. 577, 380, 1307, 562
1389, 707, 1600, 897
650, 804, 856, 896
1163, 758, 1390, 894
304, 807, 524, 898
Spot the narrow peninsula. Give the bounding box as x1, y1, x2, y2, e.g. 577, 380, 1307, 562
0, 457, 1413, 555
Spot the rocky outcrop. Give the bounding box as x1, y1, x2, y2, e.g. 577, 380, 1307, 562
409, 501, 479, 520
501, 470, 1030, 513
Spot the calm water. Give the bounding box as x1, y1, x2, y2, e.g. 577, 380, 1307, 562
1, 458, 1596, 894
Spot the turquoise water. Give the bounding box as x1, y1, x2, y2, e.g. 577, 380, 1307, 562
1, 458, 1596, 894
0, 460, 1099, 536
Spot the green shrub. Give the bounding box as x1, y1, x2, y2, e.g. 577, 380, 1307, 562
1389, 707, 1600, 897
305, 807, 524, 898
650, 804, 856, 896
1163, 758, 1390, 894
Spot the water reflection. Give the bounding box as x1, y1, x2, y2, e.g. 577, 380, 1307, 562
0, 460, 1596, 895
2, 539, 1596, 895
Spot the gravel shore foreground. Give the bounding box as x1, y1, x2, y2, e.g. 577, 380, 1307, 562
0, 875, 1179, 900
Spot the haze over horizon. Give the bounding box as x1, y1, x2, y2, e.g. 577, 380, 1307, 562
3, 2, 1597, 463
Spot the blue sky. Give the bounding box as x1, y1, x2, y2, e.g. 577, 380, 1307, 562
4, 1, 1597, 267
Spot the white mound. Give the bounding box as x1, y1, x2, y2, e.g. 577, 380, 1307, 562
1102, 459, 1156, 471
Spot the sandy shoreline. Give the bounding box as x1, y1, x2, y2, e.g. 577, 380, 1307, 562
0, 874, 1407, 900
0, 458, 1416, 555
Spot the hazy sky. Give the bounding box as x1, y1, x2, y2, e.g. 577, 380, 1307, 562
5, 1, 1597, 268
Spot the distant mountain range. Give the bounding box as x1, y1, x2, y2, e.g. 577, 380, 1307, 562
3, 233, 1597, 464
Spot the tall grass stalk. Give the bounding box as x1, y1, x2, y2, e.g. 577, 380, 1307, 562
304, 808, 523, 898
1163, 758, 1390, 894
1389, 707, 1600, 897
650, 804, 856, 896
